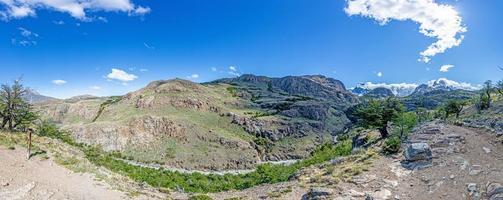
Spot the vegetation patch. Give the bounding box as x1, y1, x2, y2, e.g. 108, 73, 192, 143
382, 136, 401, 154
226, 87, 239, 97
39, 122, 353, 193
92, 96, 123, 122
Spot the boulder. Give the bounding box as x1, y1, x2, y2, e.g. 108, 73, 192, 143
302, 188, 333, 200
402, 143, 433, 170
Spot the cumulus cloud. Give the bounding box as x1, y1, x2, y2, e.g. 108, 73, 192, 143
377, 72, 383, 77
439, 64, 454, 72
0, 0, 150, 21
106, 68, 138, 82
345, 0, 467, 62
52, 79, 67, 85
427, 78, 481, 91
358, 82, 418, 96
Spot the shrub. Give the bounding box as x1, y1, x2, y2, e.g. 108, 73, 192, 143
382, 136, 401, 154
226, 87, 239, 97
189, 195, 213, 200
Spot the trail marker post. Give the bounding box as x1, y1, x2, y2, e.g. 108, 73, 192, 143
27, 128, 34, 160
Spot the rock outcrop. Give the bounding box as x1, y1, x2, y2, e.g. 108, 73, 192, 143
402, 143, 433, 170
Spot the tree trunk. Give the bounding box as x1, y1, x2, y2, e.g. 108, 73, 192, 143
379, 127, 389, 138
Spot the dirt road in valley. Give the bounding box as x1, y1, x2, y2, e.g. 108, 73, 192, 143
0, 147, 126, 200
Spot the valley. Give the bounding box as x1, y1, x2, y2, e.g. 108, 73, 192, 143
1, 74, 502, 200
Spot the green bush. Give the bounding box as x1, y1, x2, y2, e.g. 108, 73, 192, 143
226, 87, 239, 97
382, 136, 401, 154
189, 195, 213, 200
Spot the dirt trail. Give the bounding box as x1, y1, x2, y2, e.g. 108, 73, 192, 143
394, 123, 503, 199
326, 121, 503, 200
0, 147, 126, 200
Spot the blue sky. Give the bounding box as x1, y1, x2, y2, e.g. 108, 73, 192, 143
0, 0, 502, 98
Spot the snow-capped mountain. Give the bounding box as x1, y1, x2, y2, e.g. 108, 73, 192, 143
412, 78, 481, 95
350, 78, 481, 97
350, 82, 418, 97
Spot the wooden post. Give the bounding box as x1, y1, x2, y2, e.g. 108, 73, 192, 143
27, 128, 33, 160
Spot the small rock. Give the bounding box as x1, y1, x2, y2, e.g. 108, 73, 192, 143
373, 189, 392, 200
468, 183, 478, 193
467, 183, 481, 200
491, 193, 503, 200
383, 179, 399, 188
330, 157, 346, 165
302, 188, 333, 200
365, 193, 374, 200
348, 189, 365, 197
469, 165, 483, 176
483, 147, 491, 154
487, 182, 503, 198
450, 175, 455, 179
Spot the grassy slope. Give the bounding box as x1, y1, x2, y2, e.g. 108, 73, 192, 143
0, 129, 354, 194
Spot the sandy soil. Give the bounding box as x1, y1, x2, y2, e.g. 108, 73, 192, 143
0, 147, 126, 200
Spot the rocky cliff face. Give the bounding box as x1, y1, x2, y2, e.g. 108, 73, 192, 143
211, 74, 358, 160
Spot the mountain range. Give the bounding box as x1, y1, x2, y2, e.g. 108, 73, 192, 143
350, 78, 480, 97
31, 75, 480, 171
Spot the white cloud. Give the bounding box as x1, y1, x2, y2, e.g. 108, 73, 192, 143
106, 68, 138, 82
345, 0, 467, 62
228, 66, 240, 76
12, 27, 38, 46
132, 6, 150, 15
377, 72, 383, 77
186, 74, 199, 79
90, 86, 101, 90
427, 78, 481, 91
143, 42, 155, 49
52, 79, 67, 85
358, 82, 418, 96
0, 0, 150, 21
211, 67, 217, 72
53, 20, 64, 25
439, 64, 454, 72
18, 27, 38, 37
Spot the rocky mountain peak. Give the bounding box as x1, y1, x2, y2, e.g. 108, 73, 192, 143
364, 87, 395, 98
